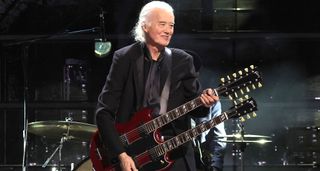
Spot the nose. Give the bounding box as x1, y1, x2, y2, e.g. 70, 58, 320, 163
164, 25, 174, 35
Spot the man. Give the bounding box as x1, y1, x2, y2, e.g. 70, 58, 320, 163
194, 102, 227, 171
96, 1, 219, 171
187, 50, 226, 171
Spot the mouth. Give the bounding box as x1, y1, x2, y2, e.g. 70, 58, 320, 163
162, 35, 171, 41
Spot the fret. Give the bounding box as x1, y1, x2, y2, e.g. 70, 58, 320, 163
158, 146, 163, 156
164, 115, 169, 124
195, 127, 202, 136
199, 124, 206, 133
143, 123, 150, 133
168, 111, 174, 120
159, 116, 166, 126
208, 119, 215, 129
177, 107, 182, 116
174, 108, 179, 117
162, 143, 168, 152
190, 100, 197, 108
166, 141, 173, 151
153, 120, 159, 129
157, 118, 163, 127
172, 137, 178, 147
181, 105, 187, 113
175, 136, 181, 146
191, 129, 198, 137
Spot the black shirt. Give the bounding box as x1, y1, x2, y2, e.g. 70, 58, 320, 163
142, 44, 166, 116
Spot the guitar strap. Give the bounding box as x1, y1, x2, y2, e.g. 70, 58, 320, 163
160, 48, 191, 171
159, 47, 172, 114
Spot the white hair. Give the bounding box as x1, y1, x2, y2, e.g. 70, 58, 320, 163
132, 1, 174, 43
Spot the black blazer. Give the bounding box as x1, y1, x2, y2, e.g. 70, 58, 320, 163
96, 42, 209, 158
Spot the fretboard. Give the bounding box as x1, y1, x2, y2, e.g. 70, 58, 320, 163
150, 111, 229, 158
143, 97, 203, 133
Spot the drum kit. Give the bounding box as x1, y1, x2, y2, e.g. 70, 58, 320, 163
28, 120, 96, 171
28, 120, 273, 171
217, 123, 272, 171
29, 120, 319, 171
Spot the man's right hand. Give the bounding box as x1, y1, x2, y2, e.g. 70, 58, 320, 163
118, 152, 138, 171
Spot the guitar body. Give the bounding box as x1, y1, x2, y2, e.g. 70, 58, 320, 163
90, 108, 175, 171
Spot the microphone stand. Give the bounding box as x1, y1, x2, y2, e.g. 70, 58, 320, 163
3, 27, 98, 171
22, 43, 30, 171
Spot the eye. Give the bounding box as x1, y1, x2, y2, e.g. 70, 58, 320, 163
159, 23, 166, 27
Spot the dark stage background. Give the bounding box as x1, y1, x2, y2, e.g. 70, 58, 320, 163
1, 0, 320, 171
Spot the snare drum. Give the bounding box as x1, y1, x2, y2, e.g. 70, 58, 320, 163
73, 157, 93, 171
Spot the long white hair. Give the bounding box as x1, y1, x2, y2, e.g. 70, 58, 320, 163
132, 1, 174, 43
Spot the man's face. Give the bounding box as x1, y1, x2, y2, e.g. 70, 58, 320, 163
143, 8, 175, 48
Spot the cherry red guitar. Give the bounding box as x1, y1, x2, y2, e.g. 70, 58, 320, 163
90, 65, 261, 171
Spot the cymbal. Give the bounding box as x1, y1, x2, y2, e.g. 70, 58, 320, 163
219, 139, 272, 144
28, 121, 97, 141
217, 134, 271, 139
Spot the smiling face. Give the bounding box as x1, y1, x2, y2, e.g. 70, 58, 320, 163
143, 8, 175, 49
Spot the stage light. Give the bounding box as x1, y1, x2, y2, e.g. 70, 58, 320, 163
95, 38, 111, 57
94, 8, 111, 57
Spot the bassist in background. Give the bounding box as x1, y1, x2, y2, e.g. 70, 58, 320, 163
194, 102, 227, 171
95, 1, 219, 171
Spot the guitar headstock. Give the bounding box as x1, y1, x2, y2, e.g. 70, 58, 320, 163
218, 65, 262, 100
227, 96, 258, 122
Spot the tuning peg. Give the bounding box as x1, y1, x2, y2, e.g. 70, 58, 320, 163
239, 117, 245, 122
252, 112, 257, 117
238, 97, 244, 102
227, 75, 231, 80
244, 68, 249, 72
220, 77, 225, 83
234, 92, 238, 98
233, 100, 238, 105
240, 89, 244, 94
246, 87, 250, 92
228, 95, 233, 100
250, 65, 255, 69
246, 114, 251, 119
258, 82, 262, 88
238, 70, 243, 75
244, 95, 249, 99
251, 84, 256, 90
232, 73, 237, 78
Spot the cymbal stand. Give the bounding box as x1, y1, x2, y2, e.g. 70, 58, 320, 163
42, 120, 71, 171
232, 121, 247, 171
238, 123, 246, 171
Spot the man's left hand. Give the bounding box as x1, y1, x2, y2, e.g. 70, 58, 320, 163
200, 88, 219, 108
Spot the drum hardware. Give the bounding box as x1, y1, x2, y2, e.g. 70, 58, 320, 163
28, 118, 97, 171
217, 134, 272, 144
223, 123, 272, 171
42, 133, 68, 170
28, 120, 97, 141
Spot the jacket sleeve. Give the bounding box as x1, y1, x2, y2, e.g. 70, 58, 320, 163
95, 50, 130, 156
179, 49, 209, 117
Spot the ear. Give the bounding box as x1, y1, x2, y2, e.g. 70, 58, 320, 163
142, 22, 148, 32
